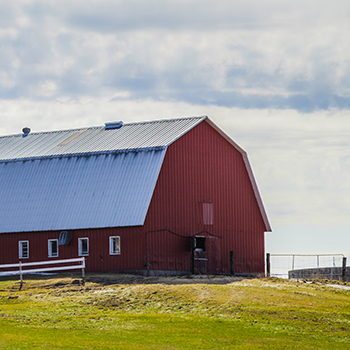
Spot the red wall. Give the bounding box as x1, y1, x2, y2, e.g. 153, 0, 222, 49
144, 120, 266, 273
0, 227, 148, 272
0, 120, 267, 274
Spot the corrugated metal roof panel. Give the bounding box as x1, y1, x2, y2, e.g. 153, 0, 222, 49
0, 149, 166, 233
0, 116, 206, 161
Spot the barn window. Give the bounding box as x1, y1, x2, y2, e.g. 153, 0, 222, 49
48, 239, 59, 257
19, 241, 29, 259
109, 236, 120, 255
78, 238, 89, 256
202, 202, 213, 225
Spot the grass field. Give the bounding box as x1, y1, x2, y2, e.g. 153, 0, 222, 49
0, 275, 350, 349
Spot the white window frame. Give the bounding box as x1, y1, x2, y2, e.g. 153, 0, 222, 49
19, 240, 29, 259
109, 236, 121, 255
48, 239, 59, 258
78, 237, 89, 256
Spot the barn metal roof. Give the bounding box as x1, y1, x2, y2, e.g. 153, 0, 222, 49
0, 116, 206, 162
0, 150, 166, 233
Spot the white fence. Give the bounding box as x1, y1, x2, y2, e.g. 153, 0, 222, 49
266, 253, 347, 280
0, 257, 85, 282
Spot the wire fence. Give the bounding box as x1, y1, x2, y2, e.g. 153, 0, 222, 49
267, 254, 348, 281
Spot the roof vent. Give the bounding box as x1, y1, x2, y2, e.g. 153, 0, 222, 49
22, 127, 31, 137
104, 121, 123, 130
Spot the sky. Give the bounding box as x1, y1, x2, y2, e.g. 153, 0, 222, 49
1, 0, 350, 261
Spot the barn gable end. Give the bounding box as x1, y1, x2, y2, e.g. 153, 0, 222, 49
144, 119, 270, 274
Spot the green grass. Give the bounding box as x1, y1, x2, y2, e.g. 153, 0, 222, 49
0, 277, 350, 349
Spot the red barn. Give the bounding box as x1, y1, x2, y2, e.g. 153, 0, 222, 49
0, 116, 271, 276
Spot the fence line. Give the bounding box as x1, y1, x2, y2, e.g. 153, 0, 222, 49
266, 253, 347, 281
0, 257, 85, 285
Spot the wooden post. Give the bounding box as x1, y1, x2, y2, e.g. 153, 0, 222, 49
266, 253, 270, 278
342, 257, 347, 282
230, 251, 234, 276
190, 249, 194, 274
146, 252, 150, 277
19, 261, 23, 291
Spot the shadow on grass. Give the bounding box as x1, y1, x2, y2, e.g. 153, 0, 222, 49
1, 271, 252, 291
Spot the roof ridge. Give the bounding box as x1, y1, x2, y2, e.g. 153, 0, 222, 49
0, 116, 207, 161
0, 116, 207, 138
0, 127, 90, 138
128, 115, 206, 126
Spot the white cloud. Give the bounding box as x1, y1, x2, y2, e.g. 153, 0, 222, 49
0, 1, 349, 109
1, 1, 350, 255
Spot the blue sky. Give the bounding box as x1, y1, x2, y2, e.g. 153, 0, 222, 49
1, 0, 350, 258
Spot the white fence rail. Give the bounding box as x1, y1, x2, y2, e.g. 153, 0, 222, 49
266, 253, 347, 281
0, 257, 85, 281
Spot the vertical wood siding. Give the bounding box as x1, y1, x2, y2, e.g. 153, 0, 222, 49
0, 227, 149, 272
144, 120, 266, 274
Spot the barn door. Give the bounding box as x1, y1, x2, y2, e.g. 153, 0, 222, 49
191, 236, 207, 274
191, 236, 221, 274
206, 236, 221, 274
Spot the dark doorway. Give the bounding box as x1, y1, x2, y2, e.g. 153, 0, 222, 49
191, 236, 221, 274
192, 236, 207, 274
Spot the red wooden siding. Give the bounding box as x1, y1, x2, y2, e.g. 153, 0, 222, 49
0, 227, 148, 272
144, 120, 266, 274
146, 230, 189, 272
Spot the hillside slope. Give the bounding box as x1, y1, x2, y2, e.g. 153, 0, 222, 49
0, 275, 349, 349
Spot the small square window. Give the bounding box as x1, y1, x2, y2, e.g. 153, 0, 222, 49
78, 238, 89, 256
19, 240, 29, 259
48, 239, 59, 257
109, 236, 120, 255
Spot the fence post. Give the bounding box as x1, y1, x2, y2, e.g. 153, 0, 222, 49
82, 257, 85, 280
19, 261, 23, 290
190, 249, 194, 274
230, 251, 234, 276
342, 257, 347, 282
266, 253, 270, 277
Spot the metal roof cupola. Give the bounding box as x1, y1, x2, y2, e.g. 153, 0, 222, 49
22, 127, 31, 137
